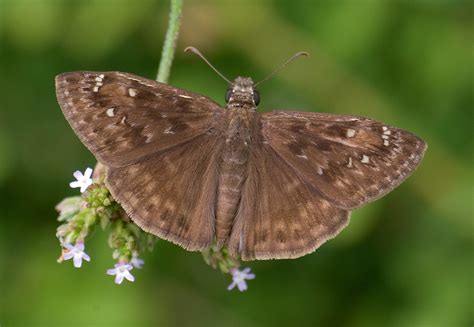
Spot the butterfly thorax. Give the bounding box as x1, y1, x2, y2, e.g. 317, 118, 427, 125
215, 77, 258, 246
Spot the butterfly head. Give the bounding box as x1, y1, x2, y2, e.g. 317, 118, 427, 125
225, 77, 260, 107
184, 46, 308, 110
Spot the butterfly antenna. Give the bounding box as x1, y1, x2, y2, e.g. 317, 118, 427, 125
254, 51, 309, 87
184, 46, 232, 84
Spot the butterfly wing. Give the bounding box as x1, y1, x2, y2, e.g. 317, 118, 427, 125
228, 131, 350, 260
55, 71, 224, 167
106, 132, 224, 251
56, 71, 227, 250
260, 111, 427, 210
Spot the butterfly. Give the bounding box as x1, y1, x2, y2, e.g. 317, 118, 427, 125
55, 48, 426, 260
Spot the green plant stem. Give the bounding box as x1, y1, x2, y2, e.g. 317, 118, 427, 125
156, 0, 183, 83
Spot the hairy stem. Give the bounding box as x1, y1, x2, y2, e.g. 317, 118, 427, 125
156, 0, 183, 83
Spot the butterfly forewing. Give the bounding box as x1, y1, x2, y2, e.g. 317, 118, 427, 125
228, 131, 350, 260
56, 71, 224, 167
261, 111, 427, 210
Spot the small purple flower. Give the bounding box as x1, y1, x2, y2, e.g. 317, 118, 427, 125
228, 267, 255, 292
63, 242, 90, 268
107, 262, 135, 284
69, 167, 93, 193
130, 257, 144, 269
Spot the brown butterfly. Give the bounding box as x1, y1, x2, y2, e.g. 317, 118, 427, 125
55, 48, 426, 261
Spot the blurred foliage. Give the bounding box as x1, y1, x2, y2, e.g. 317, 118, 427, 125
0, 0, 472, 326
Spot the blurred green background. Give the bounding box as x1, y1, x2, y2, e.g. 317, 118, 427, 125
0, 0, 472, 326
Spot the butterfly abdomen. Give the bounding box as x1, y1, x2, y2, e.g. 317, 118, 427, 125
215, 109, 254, 246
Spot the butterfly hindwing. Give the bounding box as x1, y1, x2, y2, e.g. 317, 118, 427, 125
55, 71, 225, 167
106, 132, 224, 251
228, 127, 350, 260
260, 111, 427, 210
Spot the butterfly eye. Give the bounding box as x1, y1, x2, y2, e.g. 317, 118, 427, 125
253, 90, 260, 106
225, 88, 232, 103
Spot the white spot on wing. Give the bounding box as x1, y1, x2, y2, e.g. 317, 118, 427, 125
361, 155, 370, 163
106, 108, 115, 117
164, 126, 174, 134
93, 74, 104, 92
296, 153, 308, 160
317, 167, 324, 175
347, 157, 353, 168
346, 129, 356, 138
128, 88, 137, 97
381, 128, 391, 145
